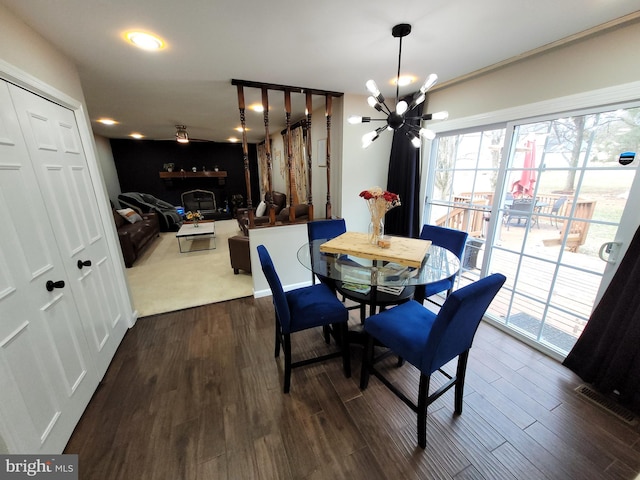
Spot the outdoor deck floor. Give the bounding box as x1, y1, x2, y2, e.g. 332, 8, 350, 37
454, 216, 604, 356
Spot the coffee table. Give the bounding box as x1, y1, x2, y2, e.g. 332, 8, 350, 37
176, 222, 216, 252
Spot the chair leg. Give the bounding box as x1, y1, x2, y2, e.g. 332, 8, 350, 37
417, 373, 432, 449
454, 351, 470, 414
323, 325, 331, 344
360, 333, 374, 389
283, 334, 292, 394
341, 322, 351, 379
274, 316, 281, 358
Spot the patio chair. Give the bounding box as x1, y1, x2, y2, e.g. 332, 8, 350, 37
550, 196, 567, 228
505, 198, 535, 230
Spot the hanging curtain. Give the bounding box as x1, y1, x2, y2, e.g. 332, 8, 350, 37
281, 126, 307, 205
385, 97, 422, 238
563, 225, 640, 412
257, 141, 269, 198
291, 126, 307, 204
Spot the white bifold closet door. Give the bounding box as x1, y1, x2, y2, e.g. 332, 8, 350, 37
0, 81, 127, 453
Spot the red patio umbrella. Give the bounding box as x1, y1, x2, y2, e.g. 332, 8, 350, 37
511, 140, 536, 197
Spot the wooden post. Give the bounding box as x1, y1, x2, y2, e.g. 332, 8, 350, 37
305, 91, 314, 220
284, 90, 296, 223
236, 84, 254, 228
261, 87, 276, 225
325, 94, 333, 219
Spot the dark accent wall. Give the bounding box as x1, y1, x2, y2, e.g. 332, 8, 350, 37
110, 139, 259, 211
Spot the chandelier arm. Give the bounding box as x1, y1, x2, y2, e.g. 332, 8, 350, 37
378, 100, 393, 116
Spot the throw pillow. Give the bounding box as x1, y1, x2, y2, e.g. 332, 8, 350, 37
255, 201, 267, 217
117, 208, 143, 224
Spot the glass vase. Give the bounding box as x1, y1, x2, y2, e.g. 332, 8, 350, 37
368, 218, 384, 245
193, 219, 199, 228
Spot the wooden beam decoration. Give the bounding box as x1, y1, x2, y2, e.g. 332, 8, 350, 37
261, 87, 276, 225
231, 79, 343, 225
305, 91, 314, 220
284, 90, 296, 223
236, 84, 254, 227
325, 94, 333, 219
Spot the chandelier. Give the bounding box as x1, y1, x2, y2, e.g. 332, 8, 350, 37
175, 125, 189, 144
348, 23, 448, 148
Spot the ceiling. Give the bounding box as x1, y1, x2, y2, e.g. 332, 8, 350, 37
2, 1, 639, 144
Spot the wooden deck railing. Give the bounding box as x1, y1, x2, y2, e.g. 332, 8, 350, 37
441, 192, 597, 252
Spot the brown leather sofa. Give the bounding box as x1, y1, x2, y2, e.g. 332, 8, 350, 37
228, 216, 251, 274
237, 191, 287, 226
112, 206, 160, 267
237, 192, 311, 227
276, 203, 310, 222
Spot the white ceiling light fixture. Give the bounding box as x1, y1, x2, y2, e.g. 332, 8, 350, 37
175, 125, 189, 144
348, 23, 449, 149
97, 118, 118, 125
125, 31, 165, 51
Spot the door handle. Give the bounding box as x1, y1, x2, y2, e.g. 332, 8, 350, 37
77, 260, 92, 269
46, 280, 65, 291
598, 242, 622, 264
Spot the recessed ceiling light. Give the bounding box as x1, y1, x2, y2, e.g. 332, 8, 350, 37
97, 118, 118, 125
228, 137, 240, 143
125, 31, 165, 51
392, 75, 416, 87
130, 133, 143, 139
249, 104, 264, 113
235, 126, 249, 132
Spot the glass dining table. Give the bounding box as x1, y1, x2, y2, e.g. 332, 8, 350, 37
297, 236, 461, 319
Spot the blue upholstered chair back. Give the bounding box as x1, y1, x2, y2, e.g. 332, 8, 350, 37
257, 245, 292, 333
307, 218, 346, 242
421, 273, 506, 374
419, 224, 468, 260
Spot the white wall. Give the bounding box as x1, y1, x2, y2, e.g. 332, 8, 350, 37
339, 94, 393, 233
0, 4, 84, 100
428, 20, 640, 121
249, 224, 311, 296
94, 134, 122, 206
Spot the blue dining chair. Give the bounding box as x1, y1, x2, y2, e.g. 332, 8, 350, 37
257, 244, 351, 393
360, 273, 506, 448
307, 219, 367, 331
420, 224, 469, 303
307, 218, 347, 288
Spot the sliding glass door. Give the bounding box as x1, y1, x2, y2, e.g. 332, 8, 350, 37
424, 104, 640, 358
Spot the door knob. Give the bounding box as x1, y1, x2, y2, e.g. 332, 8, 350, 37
46, 280, 65, 292
77, 260, 92, 269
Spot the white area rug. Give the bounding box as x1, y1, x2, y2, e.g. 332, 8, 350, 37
126, 219, 253, 317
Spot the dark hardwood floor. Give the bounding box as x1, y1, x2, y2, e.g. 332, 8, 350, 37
65, 296, 640, 479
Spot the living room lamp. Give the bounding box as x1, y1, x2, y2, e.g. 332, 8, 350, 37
348, 23, 448, 149
175, 125, 189, 144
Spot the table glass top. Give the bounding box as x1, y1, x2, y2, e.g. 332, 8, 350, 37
297, 238, 460, 287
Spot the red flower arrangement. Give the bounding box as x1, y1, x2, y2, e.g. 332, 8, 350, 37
359, 188, 401, 206
359, 187, 401, 244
